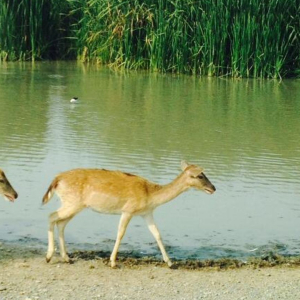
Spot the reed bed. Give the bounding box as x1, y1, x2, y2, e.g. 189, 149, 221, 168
1, 0, 300, 78
0, 0, 71, 61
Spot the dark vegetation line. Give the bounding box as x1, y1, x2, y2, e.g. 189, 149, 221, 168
0, 0, 300, 78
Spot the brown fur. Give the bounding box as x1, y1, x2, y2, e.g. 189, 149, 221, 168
43, 162, 216, 267
43, 169, 162, 215
42, 178, 59, 205
0, 168, 18, 202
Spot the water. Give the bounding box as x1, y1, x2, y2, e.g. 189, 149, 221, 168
0, 61, 300, 260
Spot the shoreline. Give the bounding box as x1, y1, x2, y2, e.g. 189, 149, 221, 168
1, 241, 300, 270
1, 242, 300, 299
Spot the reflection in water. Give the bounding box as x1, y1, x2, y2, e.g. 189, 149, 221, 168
0, 62, 300, 259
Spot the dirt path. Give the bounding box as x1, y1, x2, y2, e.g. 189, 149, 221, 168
1, 243, 300, 300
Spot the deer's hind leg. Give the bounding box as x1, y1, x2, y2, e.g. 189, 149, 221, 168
46, 204, 83, 263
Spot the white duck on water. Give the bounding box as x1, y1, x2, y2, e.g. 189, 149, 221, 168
70, 97, 78, 103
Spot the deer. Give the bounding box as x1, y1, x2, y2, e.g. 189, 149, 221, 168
42, 161, 216, 267
0, 169, 18, 202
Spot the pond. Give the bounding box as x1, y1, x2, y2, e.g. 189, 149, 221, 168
0, 61, 300, 260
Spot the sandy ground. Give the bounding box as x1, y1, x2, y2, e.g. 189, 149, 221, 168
1, 243, 300, 300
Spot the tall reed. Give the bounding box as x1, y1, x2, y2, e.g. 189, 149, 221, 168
68, 0, 300, 78
0, 0, 72, 61
1, 0, 300, 78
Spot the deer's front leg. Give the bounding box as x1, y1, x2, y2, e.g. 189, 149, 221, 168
143, 212, 172, 267
110, 212, 132, 268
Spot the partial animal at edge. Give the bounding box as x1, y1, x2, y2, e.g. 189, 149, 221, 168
0, 169, 18, 202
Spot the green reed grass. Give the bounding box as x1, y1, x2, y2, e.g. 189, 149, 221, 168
68, 0, 300, 78
1, 0, 300, 78
0, 0, 72, 61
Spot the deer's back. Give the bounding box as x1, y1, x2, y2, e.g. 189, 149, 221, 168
55, 169, 161, 215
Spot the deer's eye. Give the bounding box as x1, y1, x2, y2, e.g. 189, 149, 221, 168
198, 175, 204, 179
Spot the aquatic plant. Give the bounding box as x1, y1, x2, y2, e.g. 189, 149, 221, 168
68, 0, 300, 78
1, 0, 300, 78
0, 0, 72, 61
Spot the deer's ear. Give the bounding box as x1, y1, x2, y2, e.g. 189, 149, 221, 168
187, 167, 204, 178
181, 160, 189, 171
181, 161, 204, 176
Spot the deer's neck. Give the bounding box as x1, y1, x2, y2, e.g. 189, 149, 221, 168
150, 173, 188, 207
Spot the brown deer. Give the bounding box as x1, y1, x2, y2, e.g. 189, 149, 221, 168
0, 169, 18, 202
42, 161, 216, 267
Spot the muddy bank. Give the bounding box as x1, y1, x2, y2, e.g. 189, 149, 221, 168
1, 241, 300, 270
1, 242, 300, 299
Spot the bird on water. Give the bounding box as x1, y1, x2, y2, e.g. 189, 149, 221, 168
70, 97, 78, 103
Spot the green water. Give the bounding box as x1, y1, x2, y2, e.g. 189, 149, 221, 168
0, 62, 300, 259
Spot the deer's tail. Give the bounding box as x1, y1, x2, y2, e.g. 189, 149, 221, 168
42, 178, 59, 205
